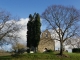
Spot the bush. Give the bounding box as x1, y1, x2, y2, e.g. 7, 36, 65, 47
27, 49, 30, 53
47, 50, 53, 52
43, 49, 53, 53
72, 48, 80, 53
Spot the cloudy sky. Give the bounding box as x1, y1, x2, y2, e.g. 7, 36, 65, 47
0, 0, 80, 52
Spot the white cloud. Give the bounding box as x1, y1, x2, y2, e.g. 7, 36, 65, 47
17, 18, 29, 25
16, 18, 29, 45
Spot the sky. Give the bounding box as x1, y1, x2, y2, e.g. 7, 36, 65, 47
0, 0, 80, 18
0, 0, 80, 52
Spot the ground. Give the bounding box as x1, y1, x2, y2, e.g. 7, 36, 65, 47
0, 52, 80, 60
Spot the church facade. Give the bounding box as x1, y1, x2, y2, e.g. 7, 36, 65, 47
38, 30, 55, 52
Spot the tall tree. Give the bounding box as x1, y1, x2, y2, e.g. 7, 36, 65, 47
27, 14, 33, 48
33, 13, 41, 52
41, 5, 80, 55
27, 13, 41, 52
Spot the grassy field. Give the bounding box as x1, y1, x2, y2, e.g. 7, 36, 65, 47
0, 52, 80, 60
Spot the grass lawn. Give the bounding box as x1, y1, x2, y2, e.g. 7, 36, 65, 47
0, 52, 80, 60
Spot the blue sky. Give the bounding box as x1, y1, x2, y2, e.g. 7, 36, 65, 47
0, 0, 80, 18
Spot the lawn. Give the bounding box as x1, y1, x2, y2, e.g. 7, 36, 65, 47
0, 52, 80, 60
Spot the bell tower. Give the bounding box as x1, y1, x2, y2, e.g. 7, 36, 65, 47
41, 29, 51, 39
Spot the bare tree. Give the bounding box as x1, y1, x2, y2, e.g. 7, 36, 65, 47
41, 5, 80, 55
0, 9, 22, 47
65, 36, 80, 48
12, 42, 26, 53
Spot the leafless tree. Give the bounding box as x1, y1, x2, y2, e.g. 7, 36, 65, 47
41, 5, 80, 55
0, 9, 22, 47
65, 36, 80, 48
12, 42, 26, 52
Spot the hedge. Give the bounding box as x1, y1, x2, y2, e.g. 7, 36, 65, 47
72, 48, 80, 53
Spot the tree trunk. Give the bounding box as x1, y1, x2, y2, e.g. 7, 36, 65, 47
34, 47, 36, 53
60, 41, 63, 56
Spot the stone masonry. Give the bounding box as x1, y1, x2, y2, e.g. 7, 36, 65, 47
38, 29, 55, 52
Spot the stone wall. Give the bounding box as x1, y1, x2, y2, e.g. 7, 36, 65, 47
38, 30, 55, 52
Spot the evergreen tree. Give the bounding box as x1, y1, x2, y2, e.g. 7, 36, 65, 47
27, 14, 33, 48
27, 13, 41, 52
33, 13, 41, 52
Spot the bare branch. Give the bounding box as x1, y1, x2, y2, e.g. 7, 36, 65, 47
41, 5, 80, 55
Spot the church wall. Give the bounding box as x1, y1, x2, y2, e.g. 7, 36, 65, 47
38, 30, 55, 52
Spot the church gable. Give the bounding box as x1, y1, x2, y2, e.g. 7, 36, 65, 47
41, 29, 51, 39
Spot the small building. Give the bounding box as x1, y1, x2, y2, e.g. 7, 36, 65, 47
38, 29, 55, 52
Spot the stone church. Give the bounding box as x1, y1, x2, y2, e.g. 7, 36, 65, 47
38, 29, 55, 52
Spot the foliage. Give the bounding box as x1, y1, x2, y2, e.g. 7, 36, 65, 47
27, 13, 41, 52
72, 48, 80, 53
27, 14, 33, 48
43, 49, 54, 53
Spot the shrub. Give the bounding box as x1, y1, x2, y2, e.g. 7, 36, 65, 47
72, 48, 80, 53
43, 49, 53, 53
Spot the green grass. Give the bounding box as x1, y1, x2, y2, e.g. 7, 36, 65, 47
0, 56, 11, 60
0, 52, 80, 60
